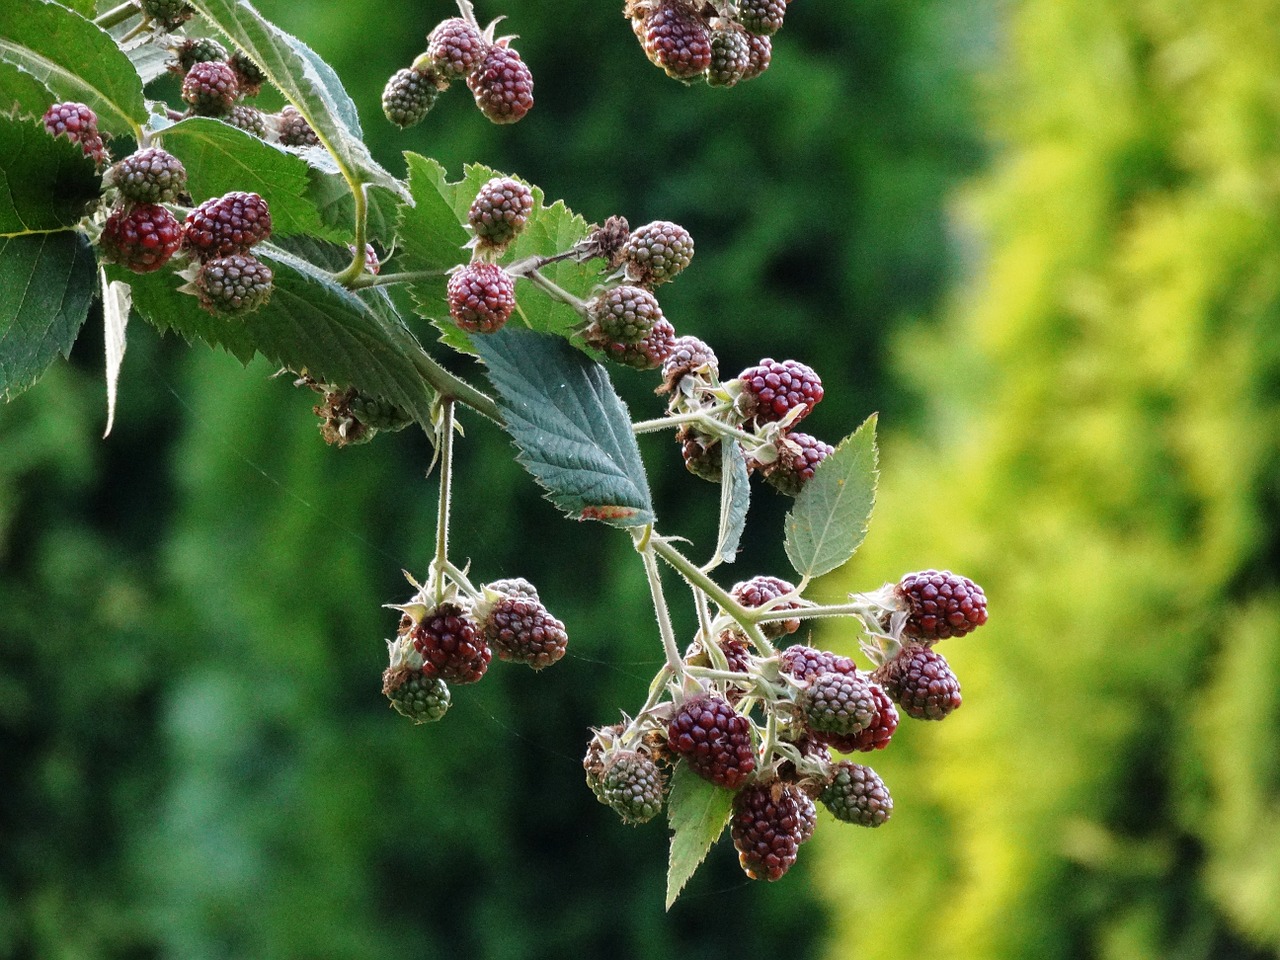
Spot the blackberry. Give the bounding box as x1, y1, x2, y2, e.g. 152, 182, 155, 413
642, 3, 713, 80
707, 25, 750, 88
427, 17, 488, 79
480, 595, 569, 670
386, 672, 451, 724
171, 37, 228, 76
731, 781, 806, 881
194, 253, 274, 315
467, 43, 534, 124
42, 102, 106, 166
874, 643, 963, 720
731, 575, 802, 638
765, 432, 834, 496
676, 426, 722, 483
106, 148, 187, 205
382, 67, 442, 129
226, 104, 268, 138
446, 262, 516, 333
227, 50, 267, 97
183, 191, 272, 260
659, 335, 718, 395
622, 220, 694, 286
740, 34, 772, 82
100, 203, 183, 274
409, 602, 491, 684
796, 790, 818, 843
276, 105, 321, 147
347, 392, 412, 431
181, 60, 239, 116
816, 683, 898, 753
586, 285, 665, 346
468, 176, 535, 248
737, 0, 786, 36
896, 569, 988, 641
583, 214, 632, 269
603, 318, 677, 370
779, 644, 856, 683
667, 694, 756, 789
483, 577, 540, 601
583, 723, 625, 799
820, 761, 892, 827
801, 671, 879, 736
737, 357, 823, 425
140, 0, 193, 29
600, 750, 667, 824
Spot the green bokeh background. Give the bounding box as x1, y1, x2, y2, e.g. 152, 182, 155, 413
3, 0, 1279, 957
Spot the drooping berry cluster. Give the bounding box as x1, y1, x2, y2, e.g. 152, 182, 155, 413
95, 144, 186, 275
626, 0, 783, 87
182, 191, 275, 314
165, 35, 286, 144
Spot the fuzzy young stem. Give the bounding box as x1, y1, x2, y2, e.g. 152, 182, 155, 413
636, 530, 691, 694
333, 183, 370, 285
346, 267, 450, 290
651, 537, 774, 656
95, 0, 139, 28
431, 399, 457, 606
407, 349, 503, 425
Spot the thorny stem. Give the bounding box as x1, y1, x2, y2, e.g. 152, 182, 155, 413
651, 536, 775, 656
95, 0, 139, 29
636, 530, 691, 695
431, 399, 457, 606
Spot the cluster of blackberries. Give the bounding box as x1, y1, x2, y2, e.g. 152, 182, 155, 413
442, 176, 535, 333
382, 577, 568, 724
382, 15, 534, 129
291, 375, 413, 447
626, 0, 782, 87
585, 569, 987, 882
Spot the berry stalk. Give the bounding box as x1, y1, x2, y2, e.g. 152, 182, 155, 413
431, 398, 458, 605
332, 184, 371, 286
635, 528, 693, 693
650, 535, 773, 655
95, 0, 140, 28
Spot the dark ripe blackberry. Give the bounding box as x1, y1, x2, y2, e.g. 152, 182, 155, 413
586, 285, 665, 346
600, 751, 667, 824
228, 50, 267, 97
740, 33, 772, 82
820, 761, 892, 827
382, 68, 442, 129
737, 357, 823, 425
707, 24, 751, 88
171, 37, 229, 76
181, 60, 239, 116
386, 672, 452, 724
737, 0, 786, 36
659, 335, 718, 394
446, 262, 516, 333
468, 176, 535, 248
100, 203, 183, 274
480, 595, 569, 670
276, 105, 321, 147
896, 569, 989, 641
107, 148, 187, 204
765, 432, 834, 496
676, 425, 723, 483
183, 191, 272, 260
731, 781, 807, 881
730, 575, 802, 638
195, 253, 274, 316
141, 0, 193, 29
226, 105, 268, 138
622, 220, 694, 286
642, 3, 713, 80
667, 694, 756, 789
816, 683, 898, 753
604, 318, 677, 370
874, 643, 963, 720
801, 671, 879, 736
779, 644, 857, 682
467, 43, 534, 124
410, 603, 491, 684
427, 17, 488, 79
42, 102, 106, 166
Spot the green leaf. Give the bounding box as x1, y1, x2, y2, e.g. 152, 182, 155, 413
61, 0, 96, 16
0, 0, 146, 138
713, 441, 750, 565
121, 245, 438, 429
0, 232, 96, 400
158, 117, 341, 241
473, 327, 655, 527
0, 61, 57, 118
0, 116, 102, 237
784, 414, 879, 581
307, 171, 402, 248
186, 0, 407, 199
665, 761, 735, 910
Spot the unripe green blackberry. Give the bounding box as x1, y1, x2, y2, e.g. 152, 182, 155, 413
642, 3, 713, 80
676, 426, 722, 483
480, 595, 569, 670
141, 0, 193, 29
225, 104, 268, 138
171, 37, 228, 76
820, 761, 892, 827
801, 671, 879, 736
583, 723, 625, 800
603, 318, 677, 370
386, 672, 452, 723
731, 781, 807, 881
707, 25, 750, 87
467, 42, 534, 124
347, 393, 412, 432
816, 683, 898, 754
586, 285, 665, 346
276, 105, 321, 147
737, 0, 786, 36
740, 33, 772, 82
468, 177, 534, 248
227, 50, 267, 97
447, 262, 516, 333
100, 203, 183, 274
737, 357, 823, 425
896, 569, 989, 641
181, 60, 239, 116
382, 67, 442, 129
667, 694, 756, 789
600, 750, 667, 824
409, 602, 491, 684
195, 253, 274, 315
622, 220, 694, 286
106, 147, 187, 204
659, 335, 719, 395
42, 102, 107, 166
874, 642, 963, 720
426, 17, 488, 79
765, 432, 834, 496
731, 575, 802, 638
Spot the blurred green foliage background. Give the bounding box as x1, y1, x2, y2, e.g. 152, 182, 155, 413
2, 0, 1278, 957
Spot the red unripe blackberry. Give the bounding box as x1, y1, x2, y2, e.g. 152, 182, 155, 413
780, 644, 857, 682
195, 253, 274, 315
599, 750, 667, 824
676, 425, 722, 483
106, 147, 187, 204
141, 0, 193, 29
276, 106, 321, 147
801, 671, 879, 736
467, 43, 534, 124
585, 214, 632, 269
468, 176, 535, 248
737, 0, 786, 36
659, 335, 718, 394
382, 68, 442, 129
740, 34, 772, 82
622, 220, 694, 286
875, 643, 963, 720
816, 683, 898, 753
484, 577, 540, 601
586, 285, 665, 346
100, 203, 183, 274
350, 243, 381, 275
603, 318, 677, 370
796, 789, 818, 842
715, 631, 752, 673
667, 694, 756, 789
766, 431, 834, 496
227, 50, 267, 98
181, 61, 239, 116
226, 105, 268, 138
896, 569, 988, 641
183, 191, 272, 260
447, 262, 516, 333
643, 3, 713, 80
731, 575, 802, 638
427, 17, 488, 79
410, 602, 491, 684
821, 761, 892, 826
386, 672, 452, 723
737, 357, 823, 425
171, 37, 228, 76
731, 781, 807, 881
707, 25, 751, 88
42, 102, 106, 166
480, 595, 569, 670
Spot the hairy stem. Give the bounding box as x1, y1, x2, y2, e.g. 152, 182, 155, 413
95, 0, 139, 28
651, 537, 774, 656
332, 182, 370, 285
431, 399, 457, 606
407, 349, 503, 425
524, 269, 590, 318
346, 267, 451, 290
636, 530, 691, 694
